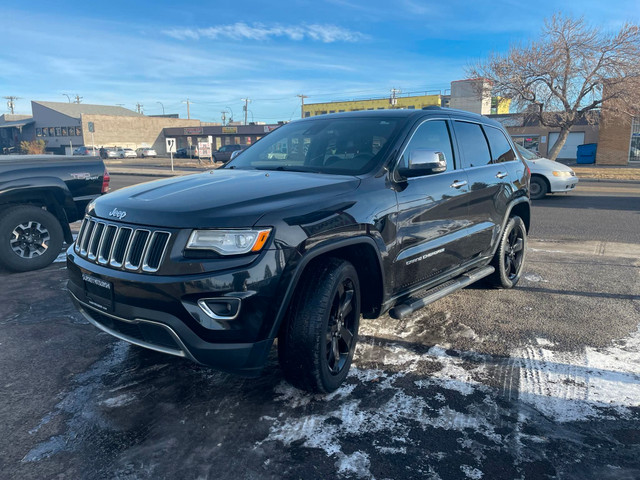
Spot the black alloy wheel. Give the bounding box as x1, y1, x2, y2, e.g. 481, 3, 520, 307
487, 215, 527, 289
325, 277, 357, 375
529, 176, 548, 200
279, 258, 361, 393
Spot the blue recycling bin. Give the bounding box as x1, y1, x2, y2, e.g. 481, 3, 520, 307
576, 143, 597, 164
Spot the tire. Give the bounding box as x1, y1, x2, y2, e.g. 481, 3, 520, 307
278, 258, 361, 393
0, 205, 64, 272
487, 215, 527, 289
529, 176, 548, 200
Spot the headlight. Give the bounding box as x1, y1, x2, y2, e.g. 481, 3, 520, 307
186, 228, 271, 255
552, 171, 571, 177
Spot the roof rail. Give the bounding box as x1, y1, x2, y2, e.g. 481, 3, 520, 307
422, 106, 442, 110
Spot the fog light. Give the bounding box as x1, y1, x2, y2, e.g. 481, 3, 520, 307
197, 298, 241, 320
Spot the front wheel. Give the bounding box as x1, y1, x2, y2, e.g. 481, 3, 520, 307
278, 258, 361, 393
529, 176, 548, 200
487, 215, 527, 289
0, 205, 64, 272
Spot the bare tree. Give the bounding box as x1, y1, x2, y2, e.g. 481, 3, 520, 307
468, 14, 640, 160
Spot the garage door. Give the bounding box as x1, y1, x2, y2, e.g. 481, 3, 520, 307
548, 132, 585, 160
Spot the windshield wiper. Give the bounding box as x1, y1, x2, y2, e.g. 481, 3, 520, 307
254, 165, 322, 173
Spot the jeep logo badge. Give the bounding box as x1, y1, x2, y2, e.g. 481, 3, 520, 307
108, 208, 127, 220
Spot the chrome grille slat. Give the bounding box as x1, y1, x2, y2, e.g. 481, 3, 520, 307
74, 216, 171, 273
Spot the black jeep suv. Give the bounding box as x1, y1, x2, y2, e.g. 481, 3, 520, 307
67, 108, 530, 393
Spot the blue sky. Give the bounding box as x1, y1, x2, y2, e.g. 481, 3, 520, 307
1, 1, 638, 123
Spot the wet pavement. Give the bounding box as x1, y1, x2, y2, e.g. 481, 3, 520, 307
1, 240, 639, 479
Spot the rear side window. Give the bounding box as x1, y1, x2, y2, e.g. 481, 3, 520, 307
484, 126, 516, 163
399, 120, 454, 172
454, 121, 491, 168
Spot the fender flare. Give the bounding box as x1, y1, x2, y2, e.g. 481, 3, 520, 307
267, 236, 385, 340
490, 197, 531, 257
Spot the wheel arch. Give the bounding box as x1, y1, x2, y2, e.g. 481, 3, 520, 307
270, 236, 385, 340
531, 173, 551, 194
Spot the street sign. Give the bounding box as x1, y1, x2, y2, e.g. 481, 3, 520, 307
198, 142, 211, 158
165, 137, 177, 153
88, 122, 95, 133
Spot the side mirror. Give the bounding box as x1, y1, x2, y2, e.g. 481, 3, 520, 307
399, 149, 447, 177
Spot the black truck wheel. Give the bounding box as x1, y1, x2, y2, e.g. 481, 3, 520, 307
278, 258, 361, 393
487, 215, 527, 289
0, 205, 64, 272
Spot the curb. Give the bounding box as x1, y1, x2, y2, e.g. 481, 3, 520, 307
578, 178, 640, 184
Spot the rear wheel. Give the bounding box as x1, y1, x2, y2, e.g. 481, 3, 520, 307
0, 205, 64, 272
529, 176, 548, 200
278, 258, 361, 393
487, 215, 527, 289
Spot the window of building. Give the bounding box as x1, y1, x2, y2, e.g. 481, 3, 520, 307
407, 106, 415, 109
454, 121, 491, 168
304, 112, 310, 117
338, 110, 345, 113
48, 127, 55, 136
68, 126, 76, 136
399, 120, 454, 171
55, 127, 61, 136
61, 127, 68, 136
629, 117, 640, 162
36, 128, 42, 137
511, 135, 540, 153
329, 110, 335, 114
75, 127, 82, 136
483, 126, 516, 163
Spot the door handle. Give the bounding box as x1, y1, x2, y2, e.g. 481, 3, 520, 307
450, 180, 468, 189
496, 171, 508, 179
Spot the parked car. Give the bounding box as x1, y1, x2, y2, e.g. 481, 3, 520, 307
73, 146, 98, 156
136, 147, 157, 158
212, 144, 246, 164
515, 144, 579, 200
114, 148, 137, 158
99, 147, 119, 159
175, 146, 198, 158
1, 155, 109, 271
68, 108, 530, 393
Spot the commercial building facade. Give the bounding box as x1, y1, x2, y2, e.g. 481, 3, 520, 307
162, 123, 283, 152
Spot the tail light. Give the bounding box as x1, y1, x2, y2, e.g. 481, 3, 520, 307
102, 167, 110, 194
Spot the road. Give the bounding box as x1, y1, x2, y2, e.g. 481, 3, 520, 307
1, 176, 638, 479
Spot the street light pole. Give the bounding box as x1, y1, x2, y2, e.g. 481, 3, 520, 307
157, 101, 165, 115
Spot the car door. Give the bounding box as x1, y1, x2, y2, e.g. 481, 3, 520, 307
451, 120, 515, 259
392, 118, 471, 294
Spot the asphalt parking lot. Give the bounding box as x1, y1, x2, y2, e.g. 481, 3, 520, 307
1, 178, 639, 479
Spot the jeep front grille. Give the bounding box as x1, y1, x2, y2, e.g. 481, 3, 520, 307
75, 217, 171, 273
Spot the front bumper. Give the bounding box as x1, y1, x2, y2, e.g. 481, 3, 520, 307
67, 246, 296, 374
548, 174, 579, 193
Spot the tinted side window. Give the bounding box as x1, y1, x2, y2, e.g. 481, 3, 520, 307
454, 121, 491, 168
399, 120, 454, 172
484, 126, 516, 163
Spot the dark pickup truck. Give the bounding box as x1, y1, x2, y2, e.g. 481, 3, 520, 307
0, 155, 109, 272
68, 108, 530, 392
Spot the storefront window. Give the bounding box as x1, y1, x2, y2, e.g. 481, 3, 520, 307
61, 127, 68, 136
36, 128, 43, 137
512, 136, 540, 153
48, 127, 55, 136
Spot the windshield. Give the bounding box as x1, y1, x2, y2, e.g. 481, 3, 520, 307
226, 117, 400, 175
515, 143, 540, 160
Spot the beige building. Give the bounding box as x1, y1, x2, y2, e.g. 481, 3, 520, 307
30, 101, 200, 154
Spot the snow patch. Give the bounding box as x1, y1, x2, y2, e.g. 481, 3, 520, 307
100, 393, 136, 408
515, 326, 640, 422
336, 451, 372, 479
460, 464, 484, 479
523, 272, 548, 282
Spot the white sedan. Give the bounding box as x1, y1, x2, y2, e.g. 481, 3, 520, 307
515, 144, 579, 200
136, 147, 157, 158
115, 148, 137, 158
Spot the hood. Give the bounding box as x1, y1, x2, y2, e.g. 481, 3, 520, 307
90, 169, 361, 228
526, 157, 574, 174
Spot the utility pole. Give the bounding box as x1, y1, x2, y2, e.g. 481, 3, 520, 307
156, 101, 165, 115
182, 98, 191, 119
4, 96, 19, 114
241, 98, 251, 125
62, 93, 72, 103
389, 88, 401, 108
296, 94, 308, 118
221, 111, 227, 125
136, 103, 144, 114
74, 94, 83, 104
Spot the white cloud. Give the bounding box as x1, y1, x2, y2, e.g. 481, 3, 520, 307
163, 22, 366, 43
